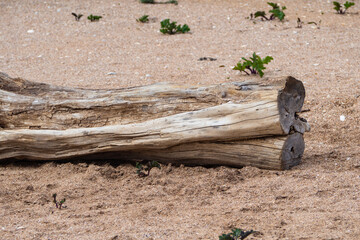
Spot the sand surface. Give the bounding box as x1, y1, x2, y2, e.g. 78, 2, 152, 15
0, 0, 360, 239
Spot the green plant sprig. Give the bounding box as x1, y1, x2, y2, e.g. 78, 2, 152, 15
253, 2, 286, 21
137, 15, 149, 23
87, 14, 102, 22
233, 52, 273, 78
160, 19, 190, 34
136, 161, 161, 177
219, 228, 254, 240
52, 193, 66, 209
333, 1, 355, 14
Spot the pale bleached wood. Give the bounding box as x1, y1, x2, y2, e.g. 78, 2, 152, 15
0, 72, 307, 134
0, 95, 287, 158
0, 73, 309, 169
120, 133, 305, 170
60, 133, 305, 170
0, 129, 304, 170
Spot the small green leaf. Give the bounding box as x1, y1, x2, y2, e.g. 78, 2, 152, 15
135, 162, 143, 170
270, 8, 285, 20
344, 1, 355, 10
180, 24, 190, 33
233, 62, 246, 72
137, 15, 149, 23
150, 161, 161, 169
267, 2, 279, 9
232, 228, 243, 237
262, 56, 273, 64
333, 1, 342, 12
218, 233, 232, 240
258, 69, 265, 78
254, 11, 266, 18
333, 1, 341, 9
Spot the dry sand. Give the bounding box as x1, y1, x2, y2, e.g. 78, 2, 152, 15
0, 0, 359, 239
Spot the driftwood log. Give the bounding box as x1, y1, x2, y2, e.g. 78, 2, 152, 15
0, 72, 309, 170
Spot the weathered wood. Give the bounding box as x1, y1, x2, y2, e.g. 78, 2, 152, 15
115, 133, 305, 170
0, 72, 308, 133
0, 72, 309, 169
0, 130, 304, 170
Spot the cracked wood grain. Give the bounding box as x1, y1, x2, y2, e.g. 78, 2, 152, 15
0, 73, 309, 169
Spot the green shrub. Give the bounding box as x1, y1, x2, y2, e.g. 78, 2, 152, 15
87, 14, 102, 22
333, 1, 355, 14
253, 2, 286, 21
160, 19, 190, 34
219, 228, 254, 240
136, 161, 161, 177
233, 52, 273, 78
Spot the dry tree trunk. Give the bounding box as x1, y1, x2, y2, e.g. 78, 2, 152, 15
0, 72, 309, 170
116, 133, 305, 170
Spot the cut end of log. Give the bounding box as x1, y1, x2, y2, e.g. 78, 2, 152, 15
278, 76, 306, 134
281, 132, 305, 170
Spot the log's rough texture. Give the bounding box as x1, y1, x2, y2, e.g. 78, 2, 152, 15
0, 72, 309, 170
117, 133, 305, 170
